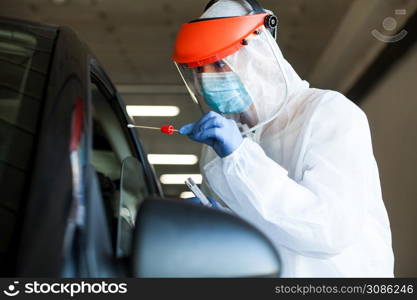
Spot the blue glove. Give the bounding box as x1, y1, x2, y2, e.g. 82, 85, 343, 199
185, 196, 218, 208
179, 111, 243, 158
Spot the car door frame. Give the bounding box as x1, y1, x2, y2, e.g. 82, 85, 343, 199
15, 25, 90, 277
14, 23, 162, 277
89, 59, 161, 197
74, 58, 163, 277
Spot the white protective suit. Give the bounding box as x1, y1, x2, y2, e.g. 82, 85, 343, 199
198, 0, 395, 277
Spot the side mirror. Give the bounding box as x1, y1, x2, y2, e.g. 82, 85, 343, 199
131, 198, 281, 277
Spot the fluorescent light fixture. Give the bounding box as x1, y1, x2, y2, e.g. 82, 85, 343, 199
126, 105, 180, 117
148, 154, 198, 165
160, 174, 202, 185
179, 191, 194, 199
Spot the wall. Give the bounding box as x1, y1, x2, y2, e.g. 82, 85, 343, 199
361, 43, 417, 277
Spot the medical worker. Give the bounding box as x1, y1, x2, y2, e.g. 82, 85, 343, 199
172, 0, 394, 277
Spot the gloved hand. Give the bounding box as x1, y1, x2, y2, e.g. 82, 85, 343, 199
184, 196, 218, 208
179, 111, 243, 158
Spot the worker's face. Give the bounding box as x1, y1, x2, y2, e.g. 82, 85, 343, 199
195, 60, 259, 127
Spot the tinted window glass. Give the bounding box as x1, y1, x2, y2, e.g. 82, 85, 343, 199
90, 80, 149, 256
0, 23, 54, 272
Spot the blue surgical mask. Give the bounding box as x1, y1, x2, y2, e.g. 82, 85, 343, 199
199, 72, 252, 114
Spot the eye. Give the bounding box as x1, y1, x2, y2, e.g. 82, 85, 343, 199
214, 61, 226, 69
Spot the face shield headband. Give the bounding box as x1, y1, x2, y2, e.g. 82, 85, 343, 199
203, 0, 278, 39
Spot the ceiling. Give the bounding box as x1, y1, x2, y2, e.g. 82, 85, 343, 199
1, 0, 415, 197
0, 0, 353, 82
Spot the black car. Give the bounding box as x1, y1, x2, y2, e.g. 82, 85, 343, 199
0, 17, 280, 277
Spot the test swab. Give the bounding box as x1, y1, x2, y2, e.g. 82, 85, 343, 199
127, 124, 178, 135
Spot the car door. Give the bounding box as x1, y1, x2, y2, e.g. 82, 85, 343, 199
72, 60, 160, 277
14, 25, 93, 277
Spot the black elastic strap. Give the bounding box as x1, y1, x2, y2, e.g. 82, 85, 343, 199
202, 0, 277, 40
204, 0, 266, 14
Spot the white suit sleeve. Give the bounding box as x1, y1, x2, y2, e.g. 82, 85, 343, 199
203, 97, 377, 258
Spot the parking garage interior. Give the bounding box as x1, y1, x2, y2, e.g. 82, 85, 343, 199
1, 0, 416, 277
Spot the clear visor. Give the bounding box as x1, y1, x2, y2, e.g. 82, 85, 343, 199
175, 27, 288, 134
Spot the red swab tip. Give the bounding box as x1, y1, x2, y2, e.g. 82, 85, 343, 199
160, 125, 175, 135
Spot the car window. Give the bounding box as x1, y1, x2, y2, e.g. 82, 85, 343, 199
90, 79, 149, 255
0, 24, 53, 271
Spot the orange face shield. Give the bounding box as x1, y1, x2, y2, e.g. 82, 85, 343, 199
171, 4, 281, 134
172, 13, 276, 67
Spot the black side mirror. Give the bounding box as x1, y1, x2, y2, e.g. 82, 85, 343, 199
131, 198, 281, 277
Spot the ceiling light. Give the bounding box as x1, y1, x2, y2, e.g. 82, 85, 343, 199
179, 191, 194, 199
126, 105, 180, 117
148, 154, 198, 165
160, 174, 202, 185
51, 0, 67, 5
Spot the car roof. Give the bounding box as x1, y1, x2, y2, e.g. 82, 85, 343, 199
0, 16, 58, 30
0, 16, 58, 40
